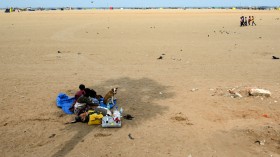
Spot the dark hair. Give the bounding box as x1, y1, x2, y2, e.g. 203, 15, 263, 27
84, 88, 91, 97
83, 88, 97, 98
79, 84, 85, 90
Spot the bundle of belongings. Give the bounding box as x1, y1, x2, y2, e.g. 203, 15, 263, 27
56, 86, 122, 128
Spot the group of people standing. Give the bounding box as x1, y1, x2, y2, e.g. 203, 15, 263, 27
240, 16, 256, 27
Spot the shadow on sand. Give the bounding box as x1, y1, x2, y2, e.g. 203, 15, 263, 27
51, 77, 174, 157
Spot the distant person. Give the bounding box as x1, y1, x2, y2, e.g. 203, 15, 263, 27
251, 16, 256, 26
240, 16, 244, 27
244, 17, 248, 26
248, 16, 251, 25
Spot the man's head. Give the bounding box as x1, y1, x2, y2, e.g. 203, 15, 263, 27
79, 84, 85, 90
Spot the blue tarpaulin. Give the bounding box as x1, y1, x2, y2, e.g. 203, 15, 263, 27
99, 98, 117, 109
56, 93, 75, 114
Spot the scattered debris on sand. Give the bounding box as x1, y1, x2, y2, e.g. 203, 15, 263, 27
172, 112, 188, 121
228, 88, 243, 98
49, 134, 56, 138
255, 140, 265, 145
190, 88, 198, 92
128, 133, 134, 140
262, 114, 269, 118
249, 88, 271, 97
173, 116, 187, 121
211, 86, 272, 98
157, 56, 163, 60
171, 112, 193, 125
94, 133, 112, 138
123, 114, 134, 120
272, 56, 279, 59
157, 53, 166, 60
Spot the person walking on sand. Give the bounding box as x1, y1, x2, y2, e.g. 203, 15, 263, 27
240, 16, 244, 27
244, 17, 248, 26
251, 16, 256, 26
248, 16, 251, 25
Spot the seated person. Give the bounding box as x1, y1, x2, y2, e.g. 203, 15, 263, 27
69, 84, 86, 112
75, 84, 86, 100
74, 88, 99, 115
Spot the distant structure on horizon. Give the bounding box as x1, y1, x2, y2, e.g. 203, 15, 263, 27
2, 6, 280, 12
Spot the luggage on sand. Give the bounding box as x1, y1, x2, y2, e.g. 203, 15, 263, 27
102, 110, 122, 128
88, 110, 104, 125
102, 115, 122, 128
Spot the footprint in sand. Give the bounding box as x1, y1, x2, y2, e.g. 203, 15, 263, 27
171, 112, 193, 125
94, 133, 112, 137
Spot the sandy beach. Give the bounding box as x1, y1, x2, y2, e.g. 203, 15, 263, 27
0, 9, 280, 157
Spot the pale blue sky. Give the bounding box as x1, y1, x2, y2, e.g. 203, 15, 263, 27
1, 0, 280, 8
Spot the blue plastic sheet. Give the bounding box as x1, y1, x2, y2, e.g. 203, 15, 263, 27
99, 98, 117, 109
56, 93, 75, 114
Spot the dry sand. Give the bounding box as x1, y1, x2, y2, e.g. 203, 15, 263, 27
0, 9, 280, 157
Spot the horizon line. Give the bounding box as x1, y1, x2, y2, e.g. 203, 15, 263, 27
1, 5, 280, 9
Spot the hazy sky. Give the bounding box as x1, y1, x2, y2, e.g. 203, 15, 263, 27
1, 0, 280, 8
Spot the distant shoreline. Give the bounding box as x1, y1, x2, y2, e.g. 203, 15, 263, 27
1, 6, 280, 11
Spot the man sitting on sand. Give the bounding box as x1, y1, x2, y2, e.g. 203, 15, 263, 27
74, 88, 99, 115
75, 84, 86, 100
69, 84, 86, 112
67, 88, 109, 124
